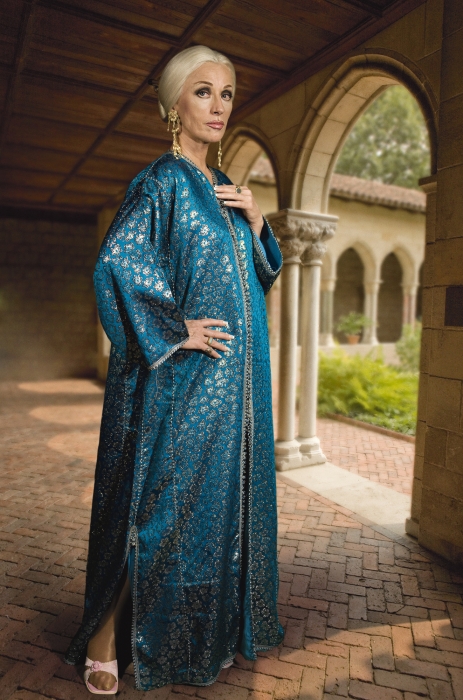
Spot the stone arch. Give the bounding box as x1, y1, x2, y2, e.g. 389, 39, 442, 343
393, 245, 417, 288
378, 252, 404, 342
289, 50, 437, 213
333, 247, 365, 342
221, 125, 281, 207
344, 240, 378, 285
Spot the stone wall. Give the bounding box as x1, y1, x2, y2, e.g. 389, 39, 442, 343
0, 213, 98, 381
413, 0, 463, 564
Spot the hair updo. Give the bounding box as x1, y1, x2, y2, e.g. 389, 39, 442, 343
157, 45, 236, 121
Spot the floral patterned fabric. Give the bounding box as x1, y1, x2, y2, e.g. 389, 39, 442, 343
64, 152, 284, 690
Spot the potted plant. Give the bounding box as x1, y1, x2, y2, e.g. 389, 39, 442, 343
336, 312, 372, 344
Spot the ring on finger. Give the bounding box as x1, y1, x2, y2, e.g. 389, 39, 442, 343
206, 336, 214, 346
235, 185, 242, 194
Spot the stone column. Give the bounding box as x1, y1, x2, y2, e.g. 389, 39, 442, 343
402, 284, 418, 328
319, 279, 336, 346
267, 209, 337, 470
362, 281, 379, 344
298, 215, 337, 465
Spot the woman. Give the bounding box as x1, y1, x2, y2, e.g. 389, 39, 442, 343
65, 45, 284, 693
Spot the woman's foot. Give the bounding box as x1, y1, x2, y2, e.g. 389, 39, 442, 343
86, 640, 118, 691
85, 571, 130, 691
84, 658, 118, 694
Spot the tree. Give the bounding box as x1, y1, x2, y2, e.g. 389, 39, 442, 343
335, 86, 430, 189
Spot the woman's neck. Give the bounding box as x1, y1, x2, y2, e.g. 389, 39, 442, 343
178, 135, 211, 182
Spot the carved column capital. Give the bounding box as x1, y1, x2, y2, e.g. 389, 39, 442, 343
267, 209, 337, 264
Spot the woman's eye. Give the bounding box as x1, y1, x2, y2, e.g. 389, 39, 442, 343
197, 88, 209, 97
222, 91, 233, 100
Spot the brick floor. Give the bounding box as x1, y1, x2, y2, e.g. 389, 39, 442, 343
272, 380, 415, 495
316, 419, 415, 495
1, 379, 461, 700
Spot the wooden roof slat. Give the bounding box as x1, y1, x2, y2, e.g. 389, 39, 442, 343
0, 143, 80, 172
7, 113, 101, 153
15, 75, 127, 129
79, 155, 150, 180
37, 0, 184, 45
0, 0, 428, 213
48, 0, 227, 203
52, 189, 111, 207
0, 0, 37, 152
231, 0, 426, 124
217, 0, 343, 49
1, 183, 53, 203
0, 167, 63, 188
330, 0, 384, 16
95, 133, 171, 163
243, 0, 365, 32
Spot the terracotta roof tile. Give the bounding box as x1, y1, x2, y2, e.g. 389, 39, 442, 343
248, 156, 426, 212
329, 173, 426, 212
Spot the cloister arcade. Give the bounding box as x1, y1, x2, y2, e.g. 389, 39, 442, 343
2, 0, 463, 569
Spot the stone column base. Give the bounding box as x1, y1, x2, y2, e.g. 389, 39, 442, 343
405, 517, 419, 539
298, 436, 327, 466
275, 439, 305, 471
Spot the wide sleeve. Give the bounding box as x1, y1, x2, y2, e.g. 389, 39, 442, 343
93, 173, 190, 370
250, 217, 283, 295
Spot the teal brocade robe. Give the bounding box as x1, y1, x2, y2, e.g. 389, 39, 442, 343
64, 152, 284, 690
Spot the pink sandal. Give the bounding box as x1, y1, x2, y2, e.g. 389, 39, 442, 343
84, 657, 118, 695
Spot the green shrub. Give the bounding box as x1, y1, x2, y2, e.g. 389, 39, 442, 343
318, 349, 418, 435
335, 311, 372, 336
395, 322, 421, 373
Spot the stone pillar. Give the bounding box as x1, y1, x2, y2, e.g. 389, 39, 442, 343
319, 279, 335, 346
299, 215, 336, 464
405, 175, 437, 542
362, 281, 379, 344
267, 209, 337, 471
402, 285, 418, 328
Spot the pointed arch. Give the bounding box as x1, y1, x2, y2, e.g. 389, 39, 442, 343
289, 50, 437, 213
221, 124, 281, 208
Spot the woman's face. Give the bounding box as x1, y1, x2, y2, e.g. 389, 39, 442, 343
174, 62, 234, 146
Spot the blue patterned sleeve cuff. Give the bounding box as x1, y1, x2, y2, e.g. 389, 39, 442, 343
250, 218, 283, 295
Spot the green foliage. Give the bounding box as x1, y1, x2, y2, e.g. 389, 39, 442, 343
395, 322, 422, 373
335, 86, 430, 189
318, 349, 418, 435
335, 312, 372, 336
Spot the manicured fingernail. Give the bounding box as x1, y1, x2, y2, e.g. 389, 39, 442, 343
228, 334, 235, 339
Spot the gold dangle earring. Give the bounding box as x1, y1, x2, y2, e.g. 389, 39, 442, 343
167, 108, 182, 158
217, 140, 222, 168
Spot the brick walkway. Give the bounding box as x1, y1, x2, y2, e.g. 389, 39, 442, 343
271, 381, 415, 496
1, 380, 462, 700
316, 419, 414, 495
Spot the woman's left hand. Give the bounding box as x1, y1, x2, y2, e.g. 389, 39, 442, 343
214, 184, 264, 236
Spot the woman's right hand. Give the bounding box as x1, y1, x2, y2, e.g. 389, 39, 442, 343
183, 318, 234, 359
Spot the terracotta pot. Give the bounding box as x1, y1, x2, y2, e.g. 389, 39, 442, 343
346, 334, 360, 345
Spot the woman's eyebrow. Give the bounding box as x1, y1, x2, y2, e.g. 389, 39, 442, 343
193, 81, 233, 88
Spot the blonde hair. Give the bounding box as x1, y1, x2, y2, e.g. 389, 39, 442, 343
158, 45, 236, 121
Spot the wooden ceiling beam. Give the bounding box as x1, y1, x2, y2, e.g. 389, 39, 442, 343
0, 0, 38, 154
37, 0, 180, 48
328, 0, 384, 16
230, 0, 426, 125
0, 63, 133, 99
48, 0, 228, 204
